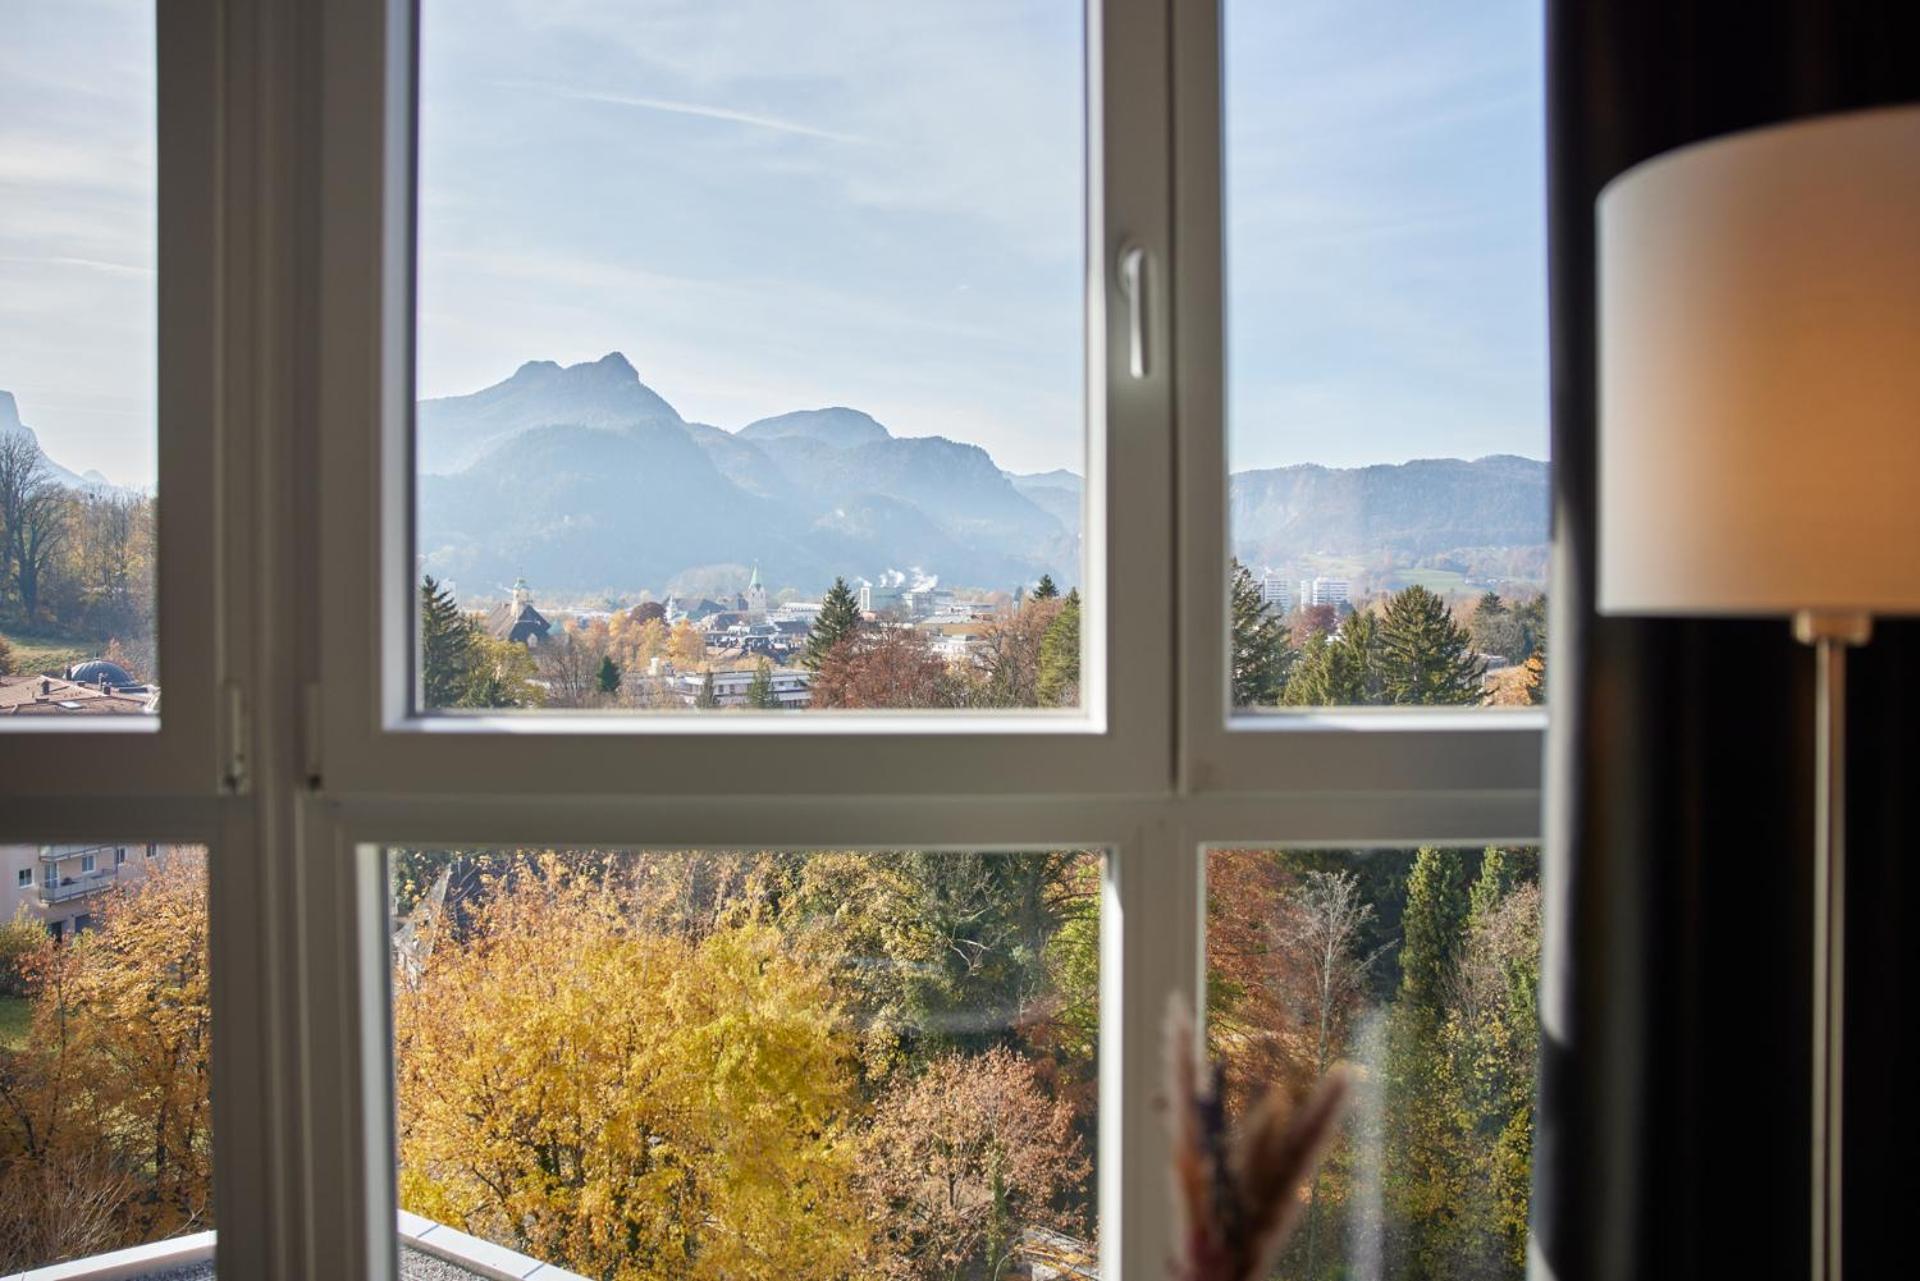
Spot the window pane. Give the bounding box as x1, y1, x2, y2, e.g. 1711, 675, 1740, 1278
1205, 845, 1540, 1278
0, 5, 159, 720
0, 842, 211, 1273
413, 2, 1088, 716
1224, 0, 1548, 713
388, 847, 1100, 1278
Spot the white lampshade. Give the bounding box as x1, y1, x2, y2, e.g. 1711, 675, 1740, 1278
1597, 105, 1920, 617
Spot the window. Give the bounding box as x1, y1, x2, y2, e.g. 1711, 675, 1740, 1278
388, 846, 1099, 1278
0, 843, 212, 1274
0, 3, 159, 715
1218, 0, 1548, 716
116, 846, 128, 865
411, 0, 1090, 719
8, 1, 1550, 1278
16, 868, 28, 888
1205, 845, 1541, 1279
81, 852, 97, 873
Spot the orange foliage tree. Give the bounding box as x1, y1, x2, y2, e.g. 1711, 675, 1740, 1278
862, 1045, 1091, 1280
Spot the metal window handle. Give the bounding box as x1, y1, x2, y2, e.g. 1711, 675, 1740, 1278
1119, 243, 1149, 379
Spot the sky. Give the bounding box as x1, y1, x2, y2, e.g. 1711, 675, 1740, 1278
0, 0, 1546, 488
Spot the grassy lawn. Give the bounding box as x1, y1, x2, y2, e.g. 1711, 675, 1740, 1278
0, 995, 31, 1052
0, 626, 99, 676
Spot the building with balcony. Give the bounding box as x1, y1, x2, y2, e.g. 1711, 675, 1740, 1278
3, 843, 162, 939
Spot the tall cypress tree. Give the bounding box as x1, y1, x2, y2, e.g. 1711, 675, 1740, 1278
1398, 846, 1471, 1022
1379, 585, 1486, 706
1035, 589, 1080, 707
1230, 560, 1293, 707
746, 657, 779, 709
595, 654, 622, 697
695, 670, 718, 709
420, 575, 474, 710
803, 577, 862, 671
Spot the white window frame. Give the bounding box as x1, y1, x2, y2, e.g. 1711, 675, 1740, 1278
0, 0, 229, 798
311, 0, 1175, 799
0, 2, 1549, 1280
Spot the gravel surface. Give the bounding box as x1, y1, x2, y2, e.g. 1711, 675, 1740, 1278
131, 1246, 485, 1280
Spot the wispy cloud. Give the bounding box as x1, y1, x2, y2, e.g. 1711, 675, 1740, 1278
0, 254, 155, 279
501, 80, 871, 145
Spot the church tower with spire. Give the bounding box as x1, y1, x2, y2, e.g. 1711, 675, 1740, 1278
743, 564, 768, 618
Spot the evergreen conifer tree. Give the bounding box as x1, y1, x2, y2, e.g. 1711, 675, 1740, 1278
695, 670, 717, 709
1283, 609, 1384, 706
1379, 585, 1486, 706
746, 658, 779, 709
1230, 560, 1293, 707
1035, 589, 1080, 707
803, 577, 862, 671
1032, 573, 1060, 601
1398, 846, 1471, 1021
595, 654, 622, 697
420, 575, 475, 710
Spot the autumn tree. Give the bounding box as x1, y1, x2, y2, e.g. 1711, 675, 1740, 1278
969, 594, 1060, 708
1379, 585, 1486, 706
668, 619, 707, 668
537, 623, 608, 708
462, 632, 544, 708
1231, 560, 1293, 707
1035, 589, 1080, 708
862, 1046, 1090, 1280
0, 433, 68, 620
1465, 591, 1524, 663
0, 851, 213, 1272
392, 857, 871, 1281
803, 577, 862, 670
775, 850, 1097, 1086
813, 624, 960, 710
1285, 870, 1386, 1273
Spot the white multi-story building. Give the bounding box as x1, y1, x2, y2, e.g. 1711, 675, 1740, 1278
1259, 573, 1293, 614
673, 667, 813, 709
3, 842, 163, 940
1298, 576, 1352, 609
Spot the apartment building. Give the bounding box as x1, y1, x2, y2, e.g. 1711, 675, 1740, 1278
3, 842, 162, 940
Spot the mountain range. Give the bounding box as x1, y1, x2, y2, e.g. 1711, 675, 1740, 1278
0, 391, 125, 493
417, 353, 1549, 601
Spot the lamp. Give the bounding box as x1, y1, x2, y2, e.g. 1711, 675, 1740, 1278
1598, 105, 1920, 1281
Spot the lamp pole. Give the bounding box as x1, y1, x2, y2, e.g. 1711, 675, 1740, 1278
1793, 610, 1869, 1281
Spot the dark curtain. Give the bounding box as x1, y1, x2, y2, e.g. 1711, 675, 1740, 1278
1535, 3, 1920, 1280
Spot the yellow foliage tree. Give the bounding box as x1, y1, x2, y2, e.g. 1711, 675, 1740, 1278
668, 620, 707, 668
0, 850, 212, 1271
392, 857, 871, 1280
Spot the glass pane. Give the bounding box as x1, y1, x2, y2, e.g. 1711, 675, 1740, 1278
0, 5, 160, 720
0, 842, 212, 1273
413, 2, 1088, 716
388, 846, 1100, 1278
1205, 845, 1541, 1279
1224, 0, 1548, 713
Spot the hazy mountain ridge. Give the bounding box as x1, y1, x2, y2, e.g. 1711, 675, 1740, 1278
1230, 455, 1549, 570
0, 390, 133, 495
417, 354, 1078, 597
414, 353, 1549, 601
